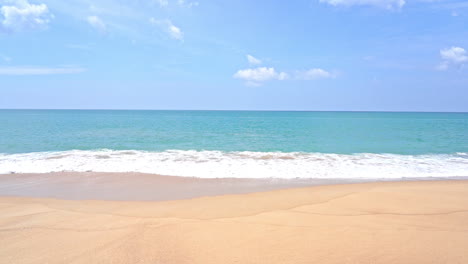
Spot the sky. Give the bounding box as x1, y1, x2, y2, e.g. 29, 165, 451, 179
0, 0, 467, 111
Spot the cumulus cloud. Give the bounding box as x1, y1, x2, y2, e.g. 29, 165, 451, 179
234, 67, 288, 82
233, 67, 288, 86
247, 54, 262, 66
0, 0, 52, 32
233, 65, 335, 86
149, 18, 183, 40
440, 46, 468, 63
437, 46, 468, 70
294, 68, 335, 80
87, 15, 106, 33
319, 0, 405, 9
0, 66, 86, 75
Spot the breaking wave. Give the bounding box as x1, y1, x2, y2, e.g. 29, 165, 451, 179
0, 150, 467, 179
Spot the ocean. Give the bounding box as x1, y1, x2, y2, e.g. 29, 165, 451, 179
0, 110, 467, 179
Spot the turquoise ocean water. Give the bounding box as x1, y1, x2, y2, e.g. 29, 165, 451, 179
0, 110, 467, 179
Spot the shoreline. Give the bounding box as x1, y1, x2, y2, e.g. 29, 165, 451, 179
0, 172, 369, 201
1, 180, 468, 263
1, 172, 467, 201
2, 150, 466, 179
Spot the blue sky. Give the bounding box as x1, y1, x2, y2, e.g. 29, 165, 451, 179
0, 0, 467, 111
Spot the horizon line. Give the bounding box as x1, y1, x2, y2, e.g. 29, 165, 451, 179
1, 108, 468, 113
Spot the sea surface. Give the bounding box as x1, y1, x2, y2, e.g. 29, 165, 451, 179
0, 110, 467, 179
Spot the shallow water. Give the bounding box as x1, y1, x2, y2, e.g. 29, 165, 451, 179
1, 110, 467, 178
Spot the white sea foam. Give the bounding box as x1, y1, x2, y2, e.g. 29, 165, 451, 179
0, 150, 467, 179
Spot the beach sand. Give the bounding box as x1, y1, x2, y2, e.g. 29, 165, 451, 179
0, 172, 369, 201
1, 179, 468, 263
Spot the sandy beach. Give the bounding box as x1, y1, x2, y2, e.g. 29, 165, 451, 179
1, 178, 468, 263
0, 172, 366, 201
3, 0, 468, 261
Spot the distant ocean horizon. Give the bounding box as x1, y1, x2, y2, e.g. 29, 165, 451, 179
3, 108, 468, 112
1, 109, 467, 179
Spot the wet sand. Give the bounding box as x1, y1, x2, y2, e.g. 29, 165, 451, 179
1, 179, 468, 263
0, 172, 370, 201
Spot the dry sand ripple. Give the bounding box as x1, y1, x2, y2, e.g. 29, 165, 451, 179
0, 180, 468, 263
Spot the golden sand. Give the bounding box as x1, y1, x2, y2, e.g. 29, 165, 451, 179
1, 180, 468, 263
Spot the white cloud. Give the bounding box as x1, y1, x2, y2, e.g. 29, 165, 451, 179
437, 46, 468, 70
295, 68, 335, 80
0, 0, 52, 32
177, 0, 199, 8
0, 66, 86, 75
233, 67, 288, 86
149, 18, 183, 40
319, 0, 405, 9
87, 15, 106, 33
247, 54, 262, 65
440, 46, 468, 63
233, 61, 336, 86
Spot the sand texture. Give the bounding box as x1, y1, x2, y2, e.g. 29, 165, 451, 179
0, 172, 366, 201
1, 180, 468, 263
